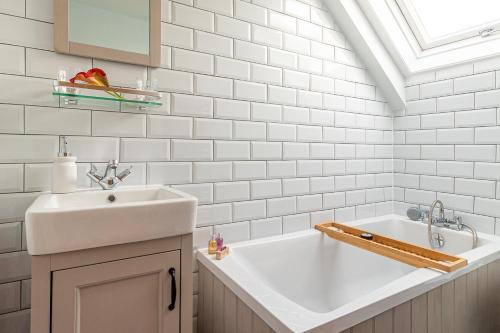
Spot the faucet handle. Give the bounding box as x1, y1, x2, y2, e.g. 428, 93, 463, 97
89, 164, 97, 174
117, 165, 133, 181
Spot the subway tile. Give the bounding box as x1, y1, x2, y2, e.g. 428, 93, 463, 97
234, 80, 267, 102
253, 0, 283, 11
233, 200, 266, 221
194, 118, 232, 139
148, 115, 193, 138
297, 160, 322, 176
269, 11, 296, 34
92, 60, 147, 88
173, 3, 214, 32
455, 108, 496, 127
234, 161, 266, 180
0, 44, 24, 75
214, 98, 250, 120
253, 25, 282, 48
475, 197, 500, 218
283, 213, 310, 233
0, 165, 23, 193
454, 72, 495, 94
0, 223, 21, 253
66, 136, 119, 162
215, 141, 250, 160
197, 204, 232, 226
268, 85, 296, 105
171, 139, 213, 161
120, 138, 170, 162
475, 127, 500, 144
252, 142, 282, 160
283, 142, 309, 159
172, 48, 214, 75
268, 161, 296, 178
251, 179, 282, 199
0, 14, 52, 50
251, 217, 282, 239
437, 93, 474, 112
455, 145, 496, 162
147, 162, 192, 185
216, 57, 250, 80
283, 33, 310, 55
234, 40, 267, 64
0, 105, 23, 135
475, 163, 500, 180
267, 196, 296, 217
214, 181, 250, 203
215, 14, 251, 40
233, 121, 266, 140
421, 113, 454, 129
436, 128, 474, 144
283, 70, 309, 90
0, 281, 20, 314
284, 0, 310, 20
0, 309, 30, 333
0, 0, 24, 16
0, 135, 58, 163
0, 75, 57, 107
268, 47, 298, 69
24, 163, 51, 192
252, 103, 282, 122
151, 68, 193, 94
172, 183, 213, 205
455, 178, 495, 198
193, 161, 232, 182
171, 94, 213, 118
214, 221, 249, 242
162, 23, 194, 49
195, 0, 233, 16
235, 1, 267, 25
92, 112, 146, 138
25, 107, 91, 136
195, 31, 233, 57
420, 80, 453, 98
476, 89, 500, 109
251, 64, 282, 85
0, 251, 30, 283
195, 74, 233, 98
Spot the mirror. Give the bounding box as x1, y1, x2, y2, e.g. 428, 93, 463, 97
54, 0, 160, 67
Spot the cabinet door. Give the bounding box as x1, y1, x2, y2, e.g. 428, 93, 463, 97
52, 251, 180, 333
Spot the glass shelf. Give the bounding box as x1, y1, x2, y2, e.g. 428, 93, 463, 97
53, 81, 163, 110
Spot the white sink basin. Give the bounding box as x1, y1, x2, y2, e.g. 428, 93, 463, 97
25, 186, 197, 255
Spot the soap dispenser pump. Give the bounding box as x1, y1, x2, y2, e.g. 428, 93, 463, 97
52, 136, 77, 193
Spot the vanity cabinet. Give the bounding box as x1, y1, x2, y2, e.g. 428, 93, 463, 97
31, 235, 193, 333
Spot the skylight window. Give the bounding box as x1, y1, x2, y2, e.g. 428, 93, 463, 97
396, 0, 500, 49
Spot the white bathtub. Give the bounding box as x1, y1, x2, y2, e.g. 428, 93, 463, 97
197, 214, 500, 332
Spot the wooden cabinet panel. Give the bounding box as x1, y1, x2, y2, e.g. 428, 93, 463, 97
51, 251, 180, 333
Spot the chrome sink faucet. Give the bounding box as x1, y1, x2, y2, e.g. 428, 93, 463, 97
87, 160, 133, 190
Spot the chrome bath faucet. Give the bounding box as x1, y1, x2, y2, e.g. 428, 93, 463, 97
87, 160, 133, 190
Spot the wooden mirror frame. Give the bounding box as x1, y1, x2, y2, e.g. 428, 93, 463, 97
54, 0, 160, 67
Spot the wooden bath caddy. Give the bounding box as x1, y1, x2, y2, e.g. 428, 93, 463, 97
315, 222, 468, 272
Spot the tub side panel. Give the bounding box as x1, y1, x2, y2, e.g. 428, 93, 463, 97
393, 301, 411, 333
197, 259, 500, 333
373, 310, 393, 333
197, 263, 275, 333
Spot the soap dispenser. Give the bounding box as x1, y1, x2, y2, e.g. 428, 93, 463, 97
52, 136, 77, 193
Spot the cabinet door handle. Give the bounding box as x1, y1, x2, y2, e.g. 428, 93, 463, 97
168, 267, 177, 311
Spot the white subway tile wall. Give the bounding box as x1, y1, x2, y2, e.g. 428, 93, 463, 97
0, 0, 394, 330
395, 58, 500, 237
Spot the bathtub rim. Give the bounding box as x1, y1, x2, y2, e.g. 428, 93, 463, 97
196, 214, 500, 332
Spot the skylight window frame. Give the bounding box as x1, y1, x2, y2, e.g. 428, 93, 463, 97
395, 0, 500, 50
